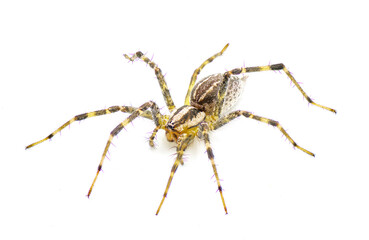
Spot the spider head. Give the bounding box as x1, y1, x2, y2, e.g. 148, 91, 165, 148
165, 105, 205, 142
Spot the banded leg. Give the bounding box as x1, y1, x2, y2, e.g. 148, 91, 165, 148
87, 101, 163, 198
184, 43, 229, 105
200, 122, 228, 214
215, 72, 232, 117
148, 125, 161, 148
124, 51, 176, 112
25, 106, 154, 149
156, 133, 195, 215
212, 110, 315, 156
225, 64, 336, 113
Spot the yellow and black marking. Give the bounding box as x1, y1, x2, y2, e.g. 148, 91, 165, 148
156, 133, 195, 215
124, 51, 176, 112
87, 101, 163, 198
225, 64, 337, 113
27, 44, 335, 215
212, 110, 314, 156
148, 125, 161, 148
200, 122, 228, 214
184, 43, 229, 105
26, 106, 153, 150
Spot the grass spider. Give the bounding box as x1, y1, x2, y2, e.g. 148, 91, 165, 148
26, 43, 336, 215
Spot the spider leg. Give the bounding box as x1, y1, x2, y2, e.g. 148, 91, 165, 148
25, 106, 153, 149
124, 51, 176, 112
200, 122, 228, 214
156, 133, 195, 215
87, 101, 164, 198
212, 110, 315, 156
214, 72, 233, 117
225, 64, 336, 113
147, 124, 185, 164
148, 125, 161, 148
184, 43, 229, 105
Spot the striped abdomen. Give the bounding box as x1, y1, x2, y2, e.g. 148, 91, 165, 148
190, 73, 247, 116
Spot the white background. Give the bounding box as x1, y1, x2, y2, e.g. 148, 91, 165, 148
1, 0, 368, 239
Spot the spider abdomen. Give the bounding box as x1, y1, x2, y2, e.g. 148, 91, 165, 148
190, 73, 247, 116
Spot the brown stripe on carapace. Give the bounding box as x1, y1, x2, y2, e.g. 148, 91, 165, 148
176, 106, 204, 127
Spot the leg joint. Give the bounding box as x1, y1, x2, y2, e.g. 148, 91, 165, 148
136, 51, 143, 58
229, 68, 242, 75
241, 111, 251, 118
269, 119, 279, 127
108, 106, 121, 113
270, 63, 285, 70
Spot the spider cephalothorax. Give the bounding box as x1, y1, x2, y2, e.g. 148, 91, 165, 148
165, 105, 205, 142
26, 44, 336, 215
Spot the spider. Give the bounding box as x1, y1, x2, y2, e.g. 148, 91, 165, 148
26, 43, 336, 215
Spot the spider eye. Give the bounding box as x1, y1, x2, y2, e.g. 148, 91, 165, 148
167, 123, 175, 130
